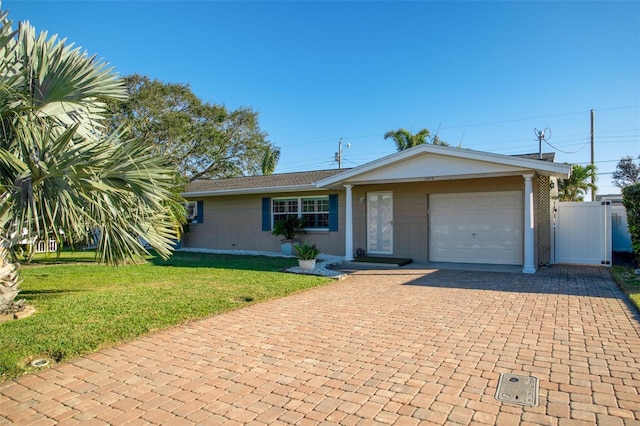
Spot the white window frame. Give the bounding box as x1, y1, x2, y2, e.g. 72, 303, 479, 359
272, 196, 330, 231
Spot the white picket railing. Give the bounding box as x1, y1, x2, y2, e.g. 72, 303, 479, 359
34, 239, 58, 253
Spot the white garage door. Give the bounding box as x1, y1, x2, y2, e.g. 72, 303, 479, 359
429, 191, 523, 265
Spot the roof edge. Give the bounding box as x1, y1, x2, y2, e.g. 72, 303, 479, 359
182, 184, 323, 197
316, 145, 571, 187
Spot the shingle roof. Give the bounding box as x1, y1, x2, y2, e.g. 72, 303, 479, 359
515, 152, 556, 162
183, 151, 560, 196
184, 169, 349, 194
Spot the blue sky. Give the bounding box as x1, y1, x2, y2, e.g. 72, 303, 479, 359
6, 1, 640, 194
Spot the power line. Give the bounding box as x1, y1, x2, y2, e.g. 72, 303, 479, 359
276, 106, 640, 149
544, 139, 590, 155
441, 110, 588, 130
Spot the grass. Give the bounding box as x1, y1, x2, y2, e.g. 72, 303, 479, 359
0, 250, 332, 381
610, 265, 640, 312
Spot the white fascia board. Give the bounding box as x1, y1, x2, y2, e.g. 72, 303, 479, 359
315, 147, 422, 187
445, 148, 572, 175
316, 144, 571, 188
182, 184, 321, 198
346, 170, 527, 186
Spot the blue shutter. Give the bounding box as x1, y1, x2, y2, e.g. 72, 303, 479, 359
329, 194, 338, 232
197, 200, 204, 223
262, 197, 271, 231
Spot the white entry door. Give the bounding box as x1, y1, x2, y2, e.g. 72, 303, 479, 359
367, 192, 393, 255
429, 191, 523, 265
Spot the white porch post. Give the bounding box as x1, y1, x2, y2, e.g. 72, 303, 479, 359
344, 184, 354, 261
523, 174, 536, 274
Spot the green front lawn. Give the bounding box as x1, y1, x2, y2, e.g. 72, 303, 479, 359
610, 265, 640, 312
0, 250, 332, 380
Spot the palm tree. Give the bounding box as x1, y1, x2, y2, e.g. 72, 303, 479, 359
557, 164, 598, 201
384, 128, 449, 151
0, 9, 180, 311
384, 128, 430, 151
261, 146, 280, 175
0, 247, 22, 315
431, 134, 449, 146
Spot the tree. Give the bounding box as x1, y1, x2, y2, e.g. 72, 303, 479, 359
105, 74, 277, 184
557, 164, 598, 201
0, 247, 22, 315
431, 134, 449, 146
0, 8, 179, 311
612, 155, 640, 188
384, 128, 448, 151
261, 147, 280, 175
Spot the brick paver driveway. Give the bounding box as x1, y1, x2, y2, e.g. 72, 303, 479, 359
1, 265, 639, 425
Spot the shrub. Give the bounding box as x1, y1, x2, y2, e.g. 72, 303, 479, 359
272, 216, 305, 240
293, 241, 320, 260
622, 183, 640, 261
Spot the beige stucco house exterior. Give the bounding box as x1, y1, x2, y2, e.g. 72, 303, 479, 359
181, 144, 572, 273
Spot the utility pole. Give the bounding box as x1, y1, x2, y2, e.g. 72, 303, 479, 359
334, 138, 350, 169
534, 128, 551, 159
590, 109, 595, 201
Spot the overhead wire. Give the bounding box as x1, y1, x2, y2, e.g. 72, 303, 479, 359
544, 138, 590, 154
275, 105, 640, 171
276, 107, 639, 150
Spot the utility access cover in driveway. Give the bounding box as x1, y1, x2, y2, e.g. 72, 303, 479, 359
495, 373, 539, 406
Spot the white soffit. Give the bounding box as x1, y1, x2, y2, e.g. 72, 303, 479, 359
349, 153, 524, 183
316, 145, 572, 188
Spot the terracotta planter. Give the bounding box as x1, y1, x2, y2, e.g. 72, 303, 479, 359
298, 259, 317, 271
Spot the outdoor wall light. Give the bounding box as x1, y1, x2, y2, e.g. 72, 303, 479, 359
358, 196, 365, 204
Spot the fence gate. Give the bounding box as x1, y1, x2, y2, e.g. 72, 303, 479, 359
554, 201, 611, 266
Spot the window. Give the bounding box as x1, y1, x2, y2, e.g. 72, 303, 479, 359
272, 198, 299, 225
263, 195, 337, 232
302, 197, 329, 228
185, 201, 203, 224
272, 196, 329, 230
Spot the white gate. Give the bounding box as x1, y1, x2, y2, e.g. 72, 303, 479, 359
554, 201, 611, 266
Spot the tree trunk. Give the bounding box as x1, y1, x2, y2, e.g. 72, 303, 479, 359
0, 247, 24, 315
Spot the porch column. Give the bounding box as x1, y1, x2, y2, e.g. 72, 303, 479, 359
523, 174, 536, 274
344, 184, 354, 261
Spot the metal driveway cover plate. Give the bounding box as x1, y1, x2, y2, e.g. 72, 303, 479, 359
495, 373, 539, 406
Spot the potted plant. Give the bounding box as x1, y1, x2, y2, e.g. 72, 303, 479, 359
272, 216, 305, 255
294, 241, 320, 270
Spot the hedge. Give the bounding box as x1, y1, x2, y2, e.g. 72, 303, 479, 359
622, 183, 640, 261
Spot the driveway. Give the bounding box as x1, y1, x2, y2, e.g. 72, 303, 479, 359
1, 265, 639, 425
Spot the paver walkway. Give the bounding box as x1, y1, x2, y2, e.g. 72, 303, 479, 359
1, 265, 639, 425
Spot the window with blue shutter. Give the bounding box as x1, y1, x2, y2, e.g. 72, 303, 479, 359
185, 201, 203, 224
268, 195, 337, 232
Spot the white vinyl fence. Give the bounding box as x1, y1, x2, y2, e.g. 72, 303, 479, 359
554, 201, 612, 266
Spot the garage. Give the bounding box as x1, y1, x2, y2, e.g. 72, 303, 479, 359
429, 191, 524, 265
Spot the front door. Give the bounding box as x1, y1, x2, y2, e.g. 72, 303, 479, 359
367, 192, 393, 255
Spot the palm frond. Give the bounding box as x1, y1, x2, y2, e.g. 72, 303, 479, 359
0, 9, 178, 266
